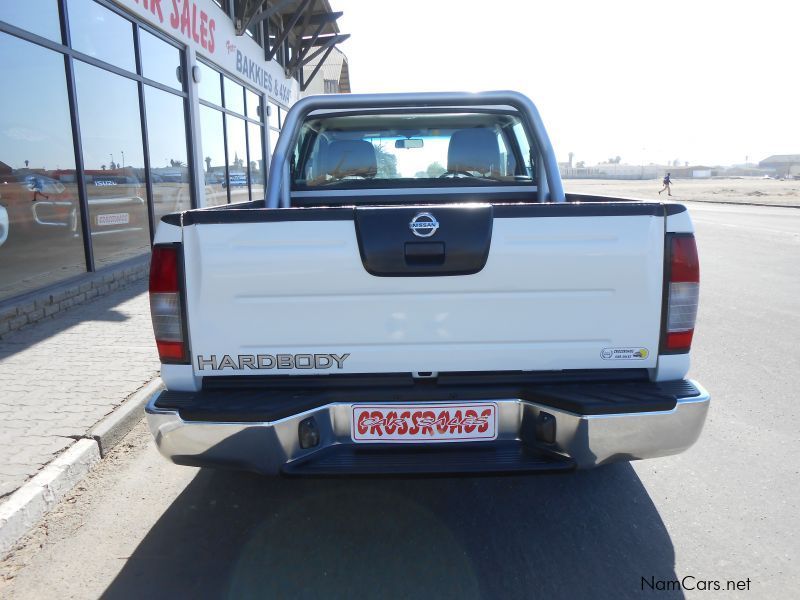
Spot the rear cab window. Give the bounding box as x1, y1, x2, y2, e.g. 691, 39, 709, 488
290, 110, 537, 194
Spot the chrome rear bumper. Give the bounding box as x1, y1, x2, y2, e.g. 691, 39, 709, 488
145, 381, 710, 473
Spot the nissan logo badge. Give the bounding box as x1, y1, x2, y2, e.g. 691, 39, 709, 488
409, 212, 439, 238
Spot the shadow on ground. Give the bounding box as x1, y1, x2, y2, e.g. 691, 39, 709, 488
0, 280, 145, 358
102, 464, 681, 600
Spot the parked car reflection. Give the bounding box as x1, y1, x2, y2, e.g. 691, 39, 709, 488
54, 168, 148, 237
0, 168, 80, 245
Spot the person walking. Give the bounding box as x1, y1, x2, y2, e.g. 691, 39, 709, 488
659, 172, 673, 196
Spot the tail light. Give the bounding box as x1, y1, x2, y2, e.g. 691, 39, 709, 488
662, 234, 699, 353
149, 245, 189, 363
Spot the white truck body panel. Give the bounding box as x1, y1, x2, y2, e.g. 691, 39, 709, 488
183, 213, 664, 376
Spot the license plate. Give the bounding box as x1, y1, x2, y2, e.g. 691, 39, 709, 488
96, 212, 129, 226
351, 402, 498, 443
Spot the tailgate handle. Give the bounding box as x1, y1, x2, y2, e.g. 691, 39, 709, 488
404, 242, 445, 265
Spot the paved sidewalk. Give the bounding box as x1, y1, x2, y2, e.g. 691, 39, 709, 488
0, 282, 158, 498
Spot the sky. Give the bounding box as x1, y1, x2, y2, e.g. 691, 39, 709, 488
332, 0, 800, 167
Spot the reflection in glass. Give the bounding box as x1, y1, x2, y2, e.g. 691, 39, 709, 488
267, 102, 280, 130
197, 62, 221, 106
226, 116, 249, 203
0, 1, 62, 42
145, 87, 191, 220
223, 77, 245, 116
0, 33, 85, 300
68, 0, 135, 72
248, 123, 264, 202
139, 29, 182, 91
74, 60, 149, 267
246, 89, 261, 121
199, 105, 227, 206
268, 128, 278, 159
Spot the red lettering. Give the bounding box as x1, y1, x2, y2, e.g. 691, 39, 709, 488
169, 0, 179, 29
385, 411, 398, 434
191, 3, 199, 42
180, 0, 190, 36
464, 409, 477, 433
150, 0, 164, 21
449, 410, 464, 434
369, 410, 383, 436
478, 408, 492, 433
357, 411, 370, 435
417, 411, 435, 435
435, 411, 449, 434
408, 411, 420, 435
208, 18, 215, 53
199, 10, 208, 49
397, 411, 410, 435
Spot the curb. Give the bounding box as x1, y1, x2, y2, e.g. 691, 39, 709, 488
90, 378, 164, 457
0, 377, 162, 557
0, 440, 99, 556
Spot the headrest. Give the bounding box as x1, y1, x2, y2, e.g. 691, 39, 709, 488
447, 128, 500, 175
324, 140, 378, 179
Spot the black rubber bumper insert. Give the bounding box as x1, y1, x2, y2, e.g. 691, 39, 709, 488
281, 442, 575, 477
153, 375, 700, 423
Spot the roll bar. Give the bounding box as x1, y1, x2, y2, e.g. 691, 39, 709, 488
264, 91, 565, 208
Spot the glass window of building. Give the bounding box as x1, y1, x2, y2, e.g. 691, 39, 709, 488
74, 60, 149, 268
267, 102, 280, 165
246, 89, 261, 121
139, 29, 183, 91
225, 116, 249, 203
67, 0, 136, 72
0, 1, 62, 43
267, 127, 278, 159
0, 33, 85, 300
145, 87, 191, 221
197, 61, 222, 106
199, 105, 227, 206
267, 102, 280, 130
223, 76, 245, 116
248, 122, 265, 201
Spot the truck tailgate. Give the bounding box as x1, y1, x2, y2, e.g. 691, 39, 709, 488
182, 203, 666, 377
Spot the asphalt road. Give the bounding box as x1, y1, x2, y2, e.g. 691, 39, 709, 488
2, 201, 799, 599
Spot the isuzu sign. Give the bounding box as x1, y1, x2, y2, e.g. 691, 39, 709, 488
409, 212, 439, 237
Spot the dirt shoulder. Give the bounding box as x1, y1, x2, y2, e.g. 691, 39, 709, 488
564, 177, 800, 207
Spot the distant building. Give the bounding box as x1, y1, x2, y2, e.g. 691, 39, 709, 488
758, 155, 800, 177
302, 47, 351, 96
560, 163, 660, 180
666, 166, 714, 179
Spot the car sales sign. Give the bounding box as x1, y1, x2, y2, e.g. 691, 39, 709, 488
117, 0, 298, 106
352, 403, 498, 443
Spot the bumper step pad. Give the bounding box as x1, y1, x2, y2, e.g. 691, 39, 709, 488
281, 442, 575, 477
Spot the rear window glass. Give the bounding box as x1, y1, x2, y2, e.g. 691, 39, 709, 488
291, 111, 536, 190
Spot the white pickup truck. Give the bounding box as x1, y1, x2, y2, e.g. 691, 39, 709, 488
145, 91, 709, 475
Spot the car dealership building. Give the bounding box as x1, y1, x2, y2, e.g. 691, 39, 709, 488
0, 0, 349, 333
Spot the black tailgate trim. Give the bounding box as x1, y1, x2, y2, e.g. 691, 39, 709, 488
164, 201, 678, 227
